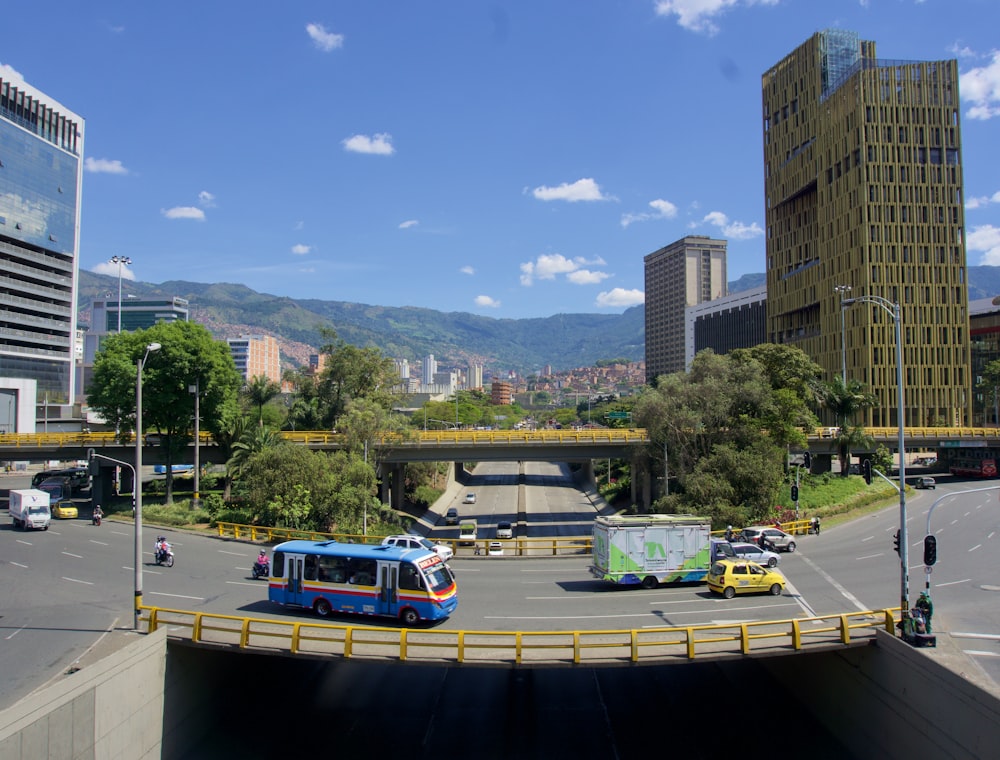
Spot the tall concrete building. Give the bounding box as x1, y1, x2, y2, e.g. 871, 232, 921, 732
0, 72, 84, 406
422, 354, 436, 385
227, 335, 281, 384
763, 30, 971, 428
644, 236, 727, 382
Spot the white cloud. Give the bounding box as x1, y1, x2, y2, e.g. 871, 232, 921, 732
567, 269, 611, 285
532, 177, 612, 202
92, 260, 136, 280
198, 191, 216, 207
342, 133, 395, 155
621, 198, 678, 228
475, 295, 501, 308
968, 224, 1000, 265
700, 210, 763, 240
306, 22, 344, 52
399, 219, 419, 229
966, 191, 1000, 210
291, 244, 311, 255
520, 254, 608, 286
84, 157, 129, 175
960, 51, 1000, 120
161, 206, 205, 221
654, 0, 778, 37
460, 265, 475, 275
0, 63, 25, 81
595, 288, 644, 308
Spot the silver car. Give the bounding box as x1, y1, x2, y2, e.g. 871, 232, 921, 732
729, 542, 781, 567
742, 526, 797, 553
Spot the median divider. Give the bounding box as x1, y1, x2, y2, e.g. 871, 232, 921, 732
141, 605, 900, 665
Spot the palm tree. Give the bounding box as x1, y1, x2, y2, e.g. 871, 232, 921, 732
813, 377, 877, 476
243, 375, 281, 427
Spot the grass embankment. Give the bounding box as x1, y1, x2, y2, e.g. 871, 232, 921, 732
792, 472, 899, 526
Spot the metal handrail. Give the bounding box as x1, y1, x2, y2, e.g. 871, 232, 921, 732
141, 604, 900, 664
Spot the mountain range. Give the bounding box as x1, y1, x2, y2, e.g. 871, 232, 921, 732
77, 267, 1000, 374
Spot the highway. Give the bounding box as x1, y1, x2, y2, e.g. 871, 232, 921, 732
2, 468, 998, 714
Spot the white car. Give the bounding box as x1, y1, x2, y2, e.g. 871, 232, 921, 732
487, 541, 504, 556
463, 493, 477, 504
496, 520, 513, 539
380, 534, 454, 562
729, 542, 781, 567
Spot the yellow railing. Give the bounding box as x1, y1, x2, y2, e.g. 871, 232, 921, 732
140, 604, 900, 664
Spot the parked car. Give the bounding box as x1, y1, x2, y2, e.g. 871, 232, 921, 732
707, 559, 785, 599
496, 520, 513, 539
914, 476, 936, 489
463, 492, 477, 504
729, 541, 781, 567
445, 507, 460, 525
380, 534, 454, 562
742, 526, 797, 553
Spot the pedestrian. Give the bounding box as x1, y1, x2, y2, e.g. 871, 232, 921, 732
915, 591, 934, 634
811, 516, 821, 535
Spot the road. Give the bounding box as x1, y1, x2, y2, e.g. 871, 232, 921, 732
2, 468, 998, 712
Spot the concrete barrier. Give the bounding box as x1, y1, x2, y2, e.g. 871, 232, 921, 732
0, 629, 166, 760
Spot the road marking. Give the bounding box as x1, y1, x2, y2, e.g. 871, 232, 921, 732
111, 530, 130, 537
147, 591, 205, 601
89, 540, 109, 546
62, 577, 94, 585
933, 578, 971, 587
969, 544, 981, 552
951, 632, 1000, 640
857, 553, 883, 560
61, 551, 83, 559
965, 650, 1000, 658
16, 539, 32, 546
798, 554, 869, 612
5, 626, 27, 640
218, 549, 245, 556
520, 567, 590, 573
11, 561, 28, 569
861, 536, 874, 542
226, 580, 262, 587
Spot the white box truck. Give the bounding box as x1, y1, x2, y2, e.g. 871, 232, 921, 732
9, 488, 51, 531
591, 514, 731, 589
458, 519, 478, 546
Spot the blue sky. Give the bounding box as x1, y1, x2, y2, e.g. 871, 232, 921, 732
4, 1, 1000, 319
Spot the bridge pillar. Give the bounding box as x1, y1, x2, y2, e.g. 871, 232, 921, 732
391, 463, 406, 511
814, 453, 833, 475
377, 462, 390, 505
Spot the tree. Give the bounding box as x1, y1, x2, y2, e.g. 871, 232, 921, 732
315, 327, 402, 428
87, 321, 243, 502
977, 358, 1000, 425
812, 376, 877, 475
243, 375, 281, 427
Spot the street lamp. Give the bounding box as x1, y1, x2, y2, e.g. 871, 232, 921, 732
188, 379, 200, 506
843, 295, 908, 614
110, 256, 132, 333
134, 341, 161, 629
834, 285, 852, 383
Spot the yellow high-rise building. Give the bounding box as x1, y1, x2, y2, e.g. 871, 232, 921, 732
763, 30, 971, 428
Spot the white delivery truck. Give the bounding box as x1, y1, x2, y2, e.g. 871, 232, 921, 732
591, 514, 732, 589
9, 488, 52, 531
458, 519, 478, 546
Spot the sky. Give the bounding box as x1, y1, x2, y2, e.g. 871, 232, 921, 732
3, 1, 1000, 319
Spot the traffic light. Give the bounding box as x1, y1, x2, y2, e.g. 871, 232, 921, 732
923, 535, 938, 566
893, 530, 900, 555
862, 459, 872, 485
790, 484, 799, 501
803, 451, 811, 469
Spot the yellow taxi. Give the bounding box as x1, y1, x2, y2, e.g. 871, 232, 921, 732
51, 499, 78, 519
706, 559, 785, 599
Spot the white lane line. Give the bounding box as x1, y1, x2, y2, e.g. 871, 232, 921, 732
952, 632, 1000, 640
861, 536, 874, 542
61, 551, 83, 559
933, 578, 971, 587
16, 539, 33, 546
62, 577, 94, 585
11, 561, 28, 569
798, 554, 870, 613
782, 578, 820, 619
111, 530, 130, 537
5, 626, 27, 640
218, 550, 245, 556
89, 540, 109, 546
519, 567, 591, 573
965, 650, 1000, 658
969, 544, 982, 552
146, 591, 205, 601
857, 553, 883, 560
226, 580, 263, 587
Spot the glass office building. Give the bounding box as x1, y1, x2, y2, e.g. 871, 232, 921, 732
0, 72, 84, 405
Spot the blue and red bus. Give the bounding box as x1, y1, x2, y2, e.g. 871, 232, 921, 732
948, 458, 997, 478
267, 540, 458, 625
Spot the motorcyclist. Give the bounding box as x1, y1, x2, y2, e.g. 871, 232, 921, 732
92, 505, 103, 525
255, 550, 269, 574
155, 536, 170, 561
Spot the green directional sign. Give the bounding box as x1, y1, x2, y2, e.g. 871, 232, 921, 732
606, 412, 630, 419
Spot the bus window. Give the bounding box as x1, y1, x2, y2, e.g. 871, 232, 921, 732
319, 556, 346, 583
399, 562, 423, 591
348, 559, 376, 585
304, 554, 318, 581
272, 552, 285, 578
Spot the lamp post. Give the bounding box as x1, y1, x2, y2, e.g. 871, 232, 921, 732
834, 285, 852, 383
188, 379, 200, 506
110, 256, 132, 333
843, 295, 908, 613
134, 341, 161, 629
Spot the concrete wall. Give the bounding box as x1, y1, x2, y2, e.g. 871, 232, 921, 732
0, 630, 166, 760
761, 630, 1000, 759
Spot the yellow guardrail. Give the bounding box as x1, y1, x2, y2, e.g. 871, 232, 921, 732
214, 522, 593, 555
711, 519, 816, 538
140, 604, 900, 664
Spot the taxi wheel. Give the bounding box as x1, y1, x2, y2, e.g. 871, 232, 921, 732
769, 584, 782, 596
641, 576, 658, 590
723, 586, 736, 599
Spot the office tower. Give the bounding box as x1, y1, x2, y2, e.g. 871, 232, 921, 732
422, 354, 436, 385
685, 285, 767, 370
469, 363, 483, 390
644, 236, 727, 382
228, 335, 281, 383
0, 72, 84, 405
763, 30, 971, 427
85, 296, 189, 364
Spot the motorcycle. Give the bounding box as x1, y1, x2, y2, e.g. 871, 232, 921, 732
155, 544, 175, 567
92, 511, 102, 526
252, 560, 270, 580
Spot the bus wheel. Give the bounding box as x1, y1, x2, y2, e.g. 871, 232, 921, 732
641, 576, 658, 590
400, 607, 420, 626
314, 598, 332, 617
